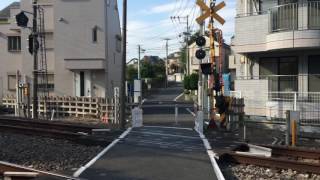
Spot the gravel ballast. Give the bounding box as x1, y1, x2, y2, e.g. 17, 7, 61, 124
220, 163, 320, 180
0, 132, 105, 173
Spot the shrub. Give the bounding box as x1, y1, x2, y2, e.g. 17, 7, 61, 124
189, 73, 199, 90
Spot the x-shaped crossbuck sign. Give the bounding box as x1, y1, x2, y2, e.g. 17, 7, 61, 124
196, 0, 226, 25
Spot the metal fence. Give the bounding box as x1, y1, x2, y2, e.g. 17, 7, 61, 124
236, 74, 320, 93
233, 91, 320, 126
270, 1, 320, 32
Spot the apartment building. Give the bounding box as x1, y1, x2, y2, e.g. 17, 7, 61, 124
231, 0, 320, 93
230, 0, 320, 121
0, 0, 122, 101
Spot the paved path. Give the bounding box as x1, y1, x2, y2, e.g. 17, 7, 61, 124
78, 126, 218, 180
145, 83, 184, 102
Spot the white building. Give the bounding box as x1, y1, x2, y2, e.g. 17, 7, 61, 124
231, 0, 320, 93
189, 36, 231, 75
230, 0, 320, 121
0, 0, 122, 102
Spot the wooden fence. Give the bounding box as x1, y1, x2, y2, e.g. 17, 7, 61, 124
2, 95, 120, 124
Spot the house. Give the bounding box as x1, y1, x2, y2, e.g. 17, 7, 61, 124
230, 0, 320, 121
188, 36, 231, 75
231, 0, 320, 94
167, 52, 184, 82
0, 0, 122, 102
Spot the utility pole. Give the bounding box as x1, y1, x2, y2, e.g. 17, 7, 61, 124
170, 16, 190, 75
137, 45, 145, 80
186, 16, 190, 76
120, 0, 127, 129
138, 45, 141, 80
32, 0, 38, 119
164, 38, 170, 88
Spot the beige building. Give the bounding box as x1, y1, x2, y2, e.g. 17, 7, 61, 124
231, 0, 320, 93
188, 36, 231, 75
0, 0, 122, 102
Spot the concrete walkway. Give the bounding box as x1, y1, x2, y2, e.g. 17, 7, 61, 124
77, 126, 218, 180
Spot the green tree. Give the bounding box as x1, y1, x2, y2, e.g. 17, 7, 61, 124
183, 75, 190, 90
189, 73, 199, 90
126, 64, 138, 82
141, 61, 154, 78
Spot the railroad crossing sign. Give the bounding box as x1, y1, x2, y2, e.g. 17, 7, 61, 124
196, 0, 226, 25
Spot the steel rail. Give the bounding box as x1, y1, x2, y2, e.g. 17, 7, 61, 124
0, 124, 112, 146
220, 152, 320, 174
0, 161, 78, 180
261, 145, 320, 160
0, 116, 100, 134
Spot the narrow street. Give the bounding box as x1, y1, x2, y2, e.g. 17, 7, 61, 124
142, 83, 195, 128
77, 84, 220, 180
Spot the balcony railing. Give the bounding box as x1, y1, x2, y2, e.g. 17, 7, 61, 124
236, 74, 320, 93
270, 1, 320, 32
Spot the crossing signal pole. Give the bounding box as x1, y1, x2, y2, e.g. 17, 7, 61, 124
196, 0, 225, 130
32, 0, 39, 119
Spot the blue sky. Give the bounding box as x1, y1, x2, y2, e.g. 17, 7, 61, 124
1, 0, 236, 60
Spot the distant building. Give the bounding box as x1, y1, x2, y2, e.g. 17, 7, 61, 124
0, 0, 122, 102
167, 52, 184, 82
188, 36, 231, 75
142, 55, 164, 65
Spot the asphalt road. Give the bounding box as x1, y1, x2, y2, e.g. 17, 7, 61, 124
80, 126, 217, 180
78, 84, 219, 180
142, 83, 195, 128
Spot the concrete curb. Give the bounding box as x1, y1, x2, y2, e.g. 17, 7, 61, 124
196, 129, 225, 180
73, 128, 132, 177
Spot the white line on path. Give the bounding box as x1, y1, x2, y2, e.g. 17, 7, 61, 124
143, 125, 193, 131
174, 92, 184, 101
131, 131, 200, 140
73, 128, 132, 177
186, 108, 196, 117
195, 129, 226, 180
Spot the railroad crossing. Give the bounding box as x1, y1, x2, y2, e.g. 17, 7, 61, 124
75, 126, 221, 180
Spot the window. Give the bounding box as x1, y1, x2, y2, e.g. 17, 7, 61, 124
116, 34, 121, 52
309, 56, 320, 92
278, 0, 298, 5
260, 57, 298, 92
8, 36, 21, 51
308, 0, 320, 29
92, 27, 98, 43
7, 75, 17, 91
38, 74, 55, 91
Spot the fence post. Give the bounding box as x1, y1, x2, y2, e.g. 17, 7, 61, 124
174, 104, 178, 125
285, 110, 291, 146
294, 92, 297, 111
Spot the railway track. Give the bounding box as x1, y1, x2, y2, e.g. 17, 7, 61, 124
0, 116, 99, 134
0, 116, 120, 146
0, 161, 77, 180
220, 144, 320, 174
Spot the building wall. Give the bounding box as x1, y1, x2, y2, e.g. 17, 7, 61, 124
0, 0, 122, 99
234, 49, 320, 93
0, 23, 22, 96
105, 0, 122, 97
54, 0, 106, 96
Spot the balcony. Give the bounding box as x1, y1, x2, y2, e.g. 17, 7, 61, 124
234, 1, 320, 53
